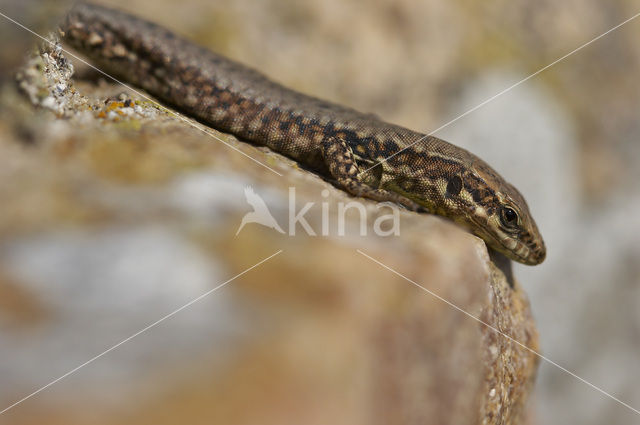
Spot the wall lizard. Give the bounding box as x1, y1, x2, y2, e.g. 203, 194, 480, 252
60, 2, 546, 265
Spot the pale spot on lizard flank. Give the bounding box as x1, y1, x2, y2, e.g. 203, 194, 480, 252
87, 32, 104, 46
210, 109, 228, 121
227, 103, 241, 115
229, 121, 245, 133
318, 115, 332, 126
375, 134, 387, 144
435, 178, 449, 197
395, 164, 412, 175
460, 188, 474, 204
411, 143, 426, 154
247, 117, 263, 132
215, 77, 230, 90
354, 130, 372, 140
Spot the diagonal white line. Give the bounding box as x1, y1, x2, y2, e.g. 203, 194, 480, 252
356, 249, 640, 417
0, 249, 283, 415
0, 10, 283, 177
360, 10, 640, 175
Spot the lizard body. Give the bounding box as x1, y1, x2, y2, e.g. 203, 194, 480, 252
61, 2, 546, 265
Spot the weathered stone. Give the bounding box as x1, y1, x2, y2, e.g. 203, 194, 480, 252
0, 38, 538, 425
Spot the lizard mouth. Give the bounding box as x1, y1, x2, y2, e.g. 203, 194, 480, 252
467, 216, 545, 265
523, 242, 546, 265
495, 236, 546, 266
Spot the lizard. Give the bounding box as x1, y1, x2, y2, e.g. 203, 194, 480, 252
59, 2, 546, 265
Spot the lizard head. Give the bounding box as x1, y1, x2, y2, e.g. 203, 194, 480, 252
385, 140, 546, 265
396, 143, 545, 265
467, 183, 546, 265
387, 142, 546, 265
448, 160, 546, 266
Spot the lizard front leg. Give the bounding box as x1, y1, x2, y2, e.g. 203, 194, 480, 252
320, 136, 422, 211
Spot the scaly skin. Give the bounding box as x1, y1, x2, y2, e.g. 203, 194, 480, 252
60, 2, 546, 265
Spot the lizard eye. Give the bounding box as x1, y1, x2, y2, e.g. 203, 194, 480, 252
500, 206, 519, 229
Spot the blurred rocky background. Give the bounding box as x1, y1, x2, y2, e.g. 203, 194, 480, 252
0, 0, 72, 81
1, 0, 640, 424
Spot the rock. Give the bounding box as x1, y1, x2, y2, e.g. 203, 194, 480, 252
0, 40, 538, 425
0, 0, 74, 82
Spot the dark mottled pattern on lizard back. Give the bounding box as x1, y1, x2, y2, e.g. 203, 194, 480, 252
60, 2, 546, 265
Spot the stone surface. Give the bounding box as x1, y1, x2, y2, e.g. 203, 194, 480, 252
0, 40, 539, 424
25, 1, 640, 424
